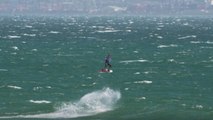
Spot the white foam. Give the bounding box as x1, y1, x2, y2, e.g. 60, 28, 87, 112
11, 46, 19, 50
134, 72, 140, 75
29, 100, 51, 104
158, 44, 178, 48
23, 33, 36, 37
156, 28, 162, 30
206, 41, 213, 44
31, 49, 38, 52
81, 82, 96, 87
7, 85, 22, 90
49, 31, 60, 34
126, 30, 131, 32
86, 77, 92, 79
157, 36, 163, 39
136, 97, 146, 101
133, 51, 139, 53
193, 105, 204, 109
25, 25, 33, 28
200, 46, 213, 49
8, 35, 21, 39
143, 71, 150, 74
124, 88, 129, 91
178, 35, 196, 40
134, 80, 152, 84
190, 41, 213, 44
33, 86, 42, 91
120, 59, 148, 64
1, 88, 120, 119
190, 41, 201, 44
168, 59, 175, 62
46, 86, 52, 89
128, 20, 134, 24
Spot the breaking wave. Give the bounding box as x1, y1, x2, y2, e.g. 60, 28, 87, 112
0, 87, 121, 119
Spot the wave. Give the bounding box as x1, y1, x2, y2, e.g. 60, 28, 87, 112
0, 87, 121, 119
120, 59, 148, 64
190, 41, 213, 44
7, 85, 22, 90
11, 46, 19, 50
29, 100, 51, 104
49, 31, 60, 34
23, 33, 36, 37
134, 80, 153, 84
178, 35, 196, 40
8, 35, 21, 39
157, 44, 178, 48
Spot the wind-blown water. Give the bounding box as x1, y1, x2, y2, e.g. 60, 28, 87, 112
1, 88, 120, 119
0, 16, 213, 120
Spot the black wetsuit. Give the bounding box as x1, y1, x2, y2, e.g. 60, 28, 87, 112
105, 55, 112, 68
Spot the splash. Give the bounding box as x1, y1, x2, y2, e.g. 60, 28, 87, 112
0, 87, 121, 119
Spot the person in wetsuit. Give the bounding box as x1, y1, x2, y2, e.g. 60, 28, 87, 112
104, 54, 112, 70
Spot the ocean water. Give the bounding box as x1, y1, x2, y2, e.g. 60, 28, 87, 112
0, 16, 213, 120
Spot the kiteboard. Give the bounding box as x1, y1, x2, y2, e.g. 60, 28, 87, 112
99, 68, 113, 73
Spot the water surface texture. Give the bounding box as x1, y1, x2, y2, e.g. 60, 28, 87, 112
0, 16, 213, 119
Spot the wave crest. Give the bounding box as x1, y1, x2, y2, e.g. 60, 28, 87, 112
55, 87, 121, 118
0, 87, 121, 119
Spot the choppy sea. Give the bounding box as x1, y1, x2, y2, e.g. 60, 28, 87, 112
0, 16, 213, 120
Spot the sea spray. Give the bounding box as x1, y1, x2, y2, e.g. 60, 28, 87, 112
0, 87, 121, 119
54, 87, 121, 118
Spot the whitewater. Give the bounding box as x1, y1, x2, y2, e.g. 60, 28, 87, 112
0, 88, 121, 119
